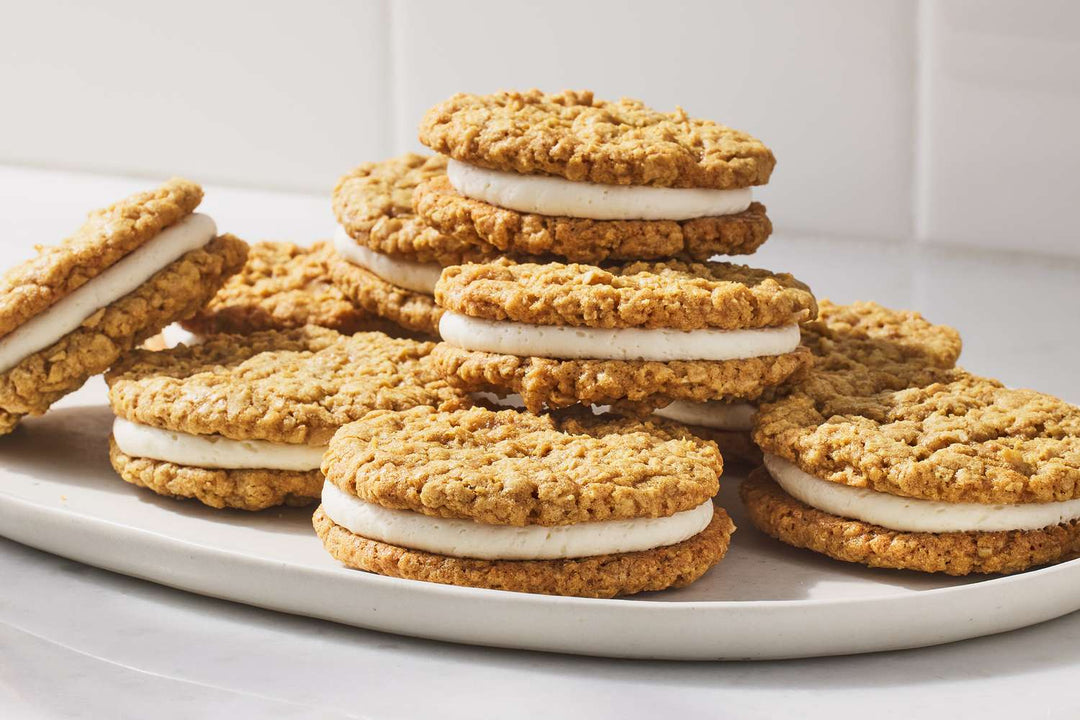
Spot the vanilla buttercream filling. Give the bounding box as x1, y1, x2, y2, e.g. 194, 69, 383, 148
764, 454, 1080, 533
333, 226, 440, 295
320, 481, 714, 560
439, 312, 800, 362
112, 417, 326, 471
160, 323, 204, 349
447, 159, 753, 221
0, 213, 217, 374
654, 400, 756, 432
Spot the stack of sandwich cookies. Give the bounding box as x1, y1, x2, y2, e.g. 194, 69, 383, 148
651, 300, 964, 465
415, 89, 774, 263
165, 240, 397, 346
314, 405, 735, 597
745, 371, 1080, 574
0, 179, 247, 435
106, 326, 467, 511
330, 154, 499, 336
432, 258, 816, 412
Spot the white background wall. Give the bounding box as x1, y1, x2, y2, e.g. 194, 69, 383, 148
1, 0, 1077, 256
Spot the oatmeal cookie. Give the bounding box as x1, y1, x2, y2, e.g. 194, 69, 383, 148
419, 90, 774, 189
328, 253, 442, 336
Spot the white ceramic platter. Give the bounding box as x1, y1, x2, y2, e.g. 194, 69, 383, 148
1, 380, 1077, 661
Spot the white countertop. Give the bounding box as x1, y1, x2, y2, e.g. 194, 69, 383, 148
2, 166, 1079, 719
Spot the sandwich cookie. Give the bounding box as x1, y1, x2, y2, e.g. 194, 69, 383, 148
745, 371, 1080, 575
176, 241, 396, 342
330, 154, 499, 336
415, 89, 773, 262
314, 405, 735, 597
0, 179, 247, 434
106, 326, 467, 510
432, 258, 816, 412
649, 300, 964, 465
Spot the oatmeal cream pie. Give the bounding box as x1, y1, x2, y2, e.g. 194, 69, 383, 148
745, 371, 1080, 575
432, 258, 816, 413
157, 240, 396, 347
415, 89, 774, 262
313, 405, 735, 597
330, 154, 499, 336
649, 300, 963, 465
0, 179, 247, 435
106, 326, 467, 511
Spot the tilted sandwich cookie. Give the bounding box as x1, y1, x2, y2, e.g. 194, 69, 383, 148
649, 300, 963, 465
415, 89, 773, 263
432, 258, 816, 413
314, 405, 735, 597
745, 371, 1080, 575
0, 179, 247, 434
330, 154, 498, 336
106, 326, 466, 510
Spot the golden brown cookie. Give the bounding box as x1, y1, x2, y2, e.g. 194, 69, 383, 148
433, 343, 814, 413
684, 426, 761, 467
323, 405, 721, 525
413, 175, 773, 263
436, 258, 816, 331
315, 404, 733, 597
801, 299, 962, 375
105, 327, 469, 510
313, 504, 734, 598
108, 326, 466, 445
0, 234, 248, 431
419, 89, 774, 189
182, 241, 391, 336
328, 252, 442, 337
332, 154, 498, 265
109, 439, 321, 511
741, 469, 1080, 576
755, 371, 1080, 504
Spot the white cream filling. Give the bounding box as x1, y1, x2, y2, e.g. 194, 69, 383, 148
112, 417, 326, 471
764, 454, 1080, 533
447, 159, 753, 221
320, 481, 714, 560
654, 400, 756, 432
0, 213, 216, 373
160, 323, 203, 349
439, 312, 800, 362
332, 226, 440, 295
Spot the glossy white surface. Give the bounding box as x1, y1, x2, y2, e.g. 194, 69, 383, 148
1, 167, 1079, 717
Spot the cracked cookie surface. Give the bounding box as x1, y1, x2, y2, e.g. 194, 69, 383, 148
754, 371, 1080, 504
419, 89, 774, 189
436, 258, 816, 330
322, 405, 722, 526
107, 326, 467, 446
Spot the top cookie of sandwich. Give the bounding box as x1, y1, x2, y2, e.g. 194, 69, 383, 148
323, 405, 721, 526
0, 178, 203, 339
419, 89, 775, 189
182, 241, 378, 335
107, 326, 466, 445
435, 258, 816, 331
332, 154, 498, 265
754, 370, 1080, 505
